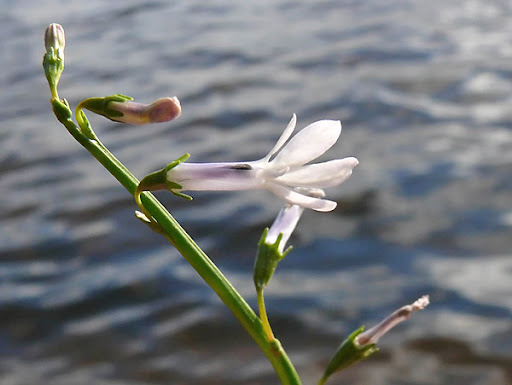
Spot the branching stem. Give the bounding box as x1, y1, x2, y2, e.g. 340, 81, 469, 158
50, 98, 301, 385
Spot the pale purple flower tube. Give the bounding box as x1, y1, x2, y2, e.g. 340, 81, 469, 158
109, 97, 181, 125
166, 162, 264, 191
355, 295, 430, 347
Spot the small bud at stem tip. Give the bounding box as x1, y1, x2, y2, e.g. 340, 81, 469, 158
44, 23, 65, 53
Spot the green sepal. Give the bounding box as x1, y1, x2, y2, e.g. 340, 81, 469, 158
43, 46, 64, 95
137, 154, 192, 200
320, 326, 379, 383
78, 94, 133, 121
170, 189, 193, 201
253, 228, 292, 291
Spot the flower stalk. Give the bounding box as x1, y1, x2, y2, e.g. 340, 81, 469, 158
254, 203, 305, 343
51, 96, 302, 385
257, 288, 275, 342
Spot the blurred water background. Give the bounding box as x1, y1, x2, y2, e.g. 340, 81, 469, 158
1, 1, 512, 384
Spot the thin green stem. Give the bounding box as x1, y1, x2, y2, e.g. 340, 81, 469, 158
50, 85, 59, 100
317, 375, 328, 385
257, 288, 275, 342
52, 101, 301, 385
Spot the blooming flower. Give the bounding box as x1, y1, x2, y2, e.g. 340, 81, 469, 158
166, 114, 358, 211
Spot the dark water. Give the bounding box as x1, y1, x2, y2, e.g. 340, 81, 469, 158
1, 1, 512, 384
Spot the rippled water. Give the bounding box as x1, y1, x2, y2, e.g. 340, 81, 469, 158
1, 1, 512, 384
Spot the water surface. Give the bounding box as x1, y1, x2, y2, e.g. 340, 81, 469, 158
1, 1, 511, 384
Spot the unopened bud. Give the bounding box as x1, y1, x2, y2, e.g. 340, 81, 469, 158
265, 204, 304, 254
44, 23, 65, 53
355, 295, 430, 347
320, 295, 429, 383
42, 23, 65, 98
79, 95, 181, 125
109, 97, 181, 124
253, 204, 303, 291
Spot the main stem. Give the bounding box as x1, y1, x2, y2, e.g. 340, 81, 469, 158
53, 100, 301, 385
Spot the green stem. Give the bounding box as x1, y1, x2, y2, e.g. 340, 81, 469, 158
257, 288, 275, 342
50, 84, 59, 100
52, 100, 301, 385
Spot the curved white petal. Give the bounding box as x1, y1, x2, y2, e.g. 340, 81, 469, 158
266, 184, 337, 212
263, 114, 297, 161
270, 119, 342, 168
275, 157, 359, 188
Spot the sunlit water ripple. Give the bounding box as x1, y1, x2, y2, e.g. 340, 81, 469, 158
1, 1, 511, 384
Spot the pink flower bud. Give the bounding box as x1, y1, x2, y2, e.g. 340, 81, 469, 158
109, 97, 181, 125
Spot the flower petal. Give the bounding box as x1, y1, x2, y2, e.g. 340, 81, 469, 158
275, 157, 359, 188
271, 119, 342, 168
266, 184, 337, 212
263, 114, 297, 161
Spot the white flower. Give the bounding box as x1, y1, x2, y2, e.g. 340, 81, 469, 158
166, 114, 359, 211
